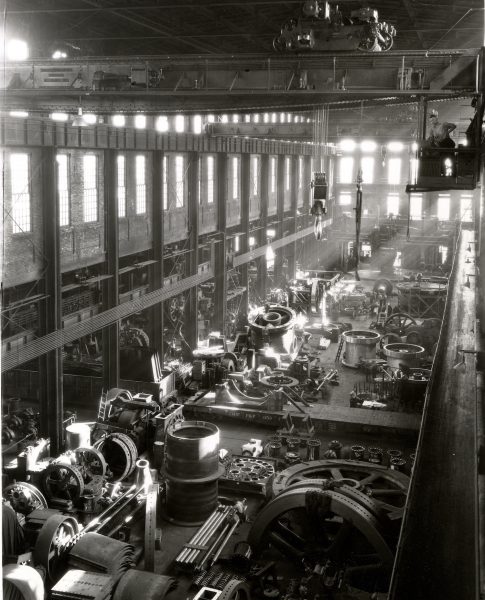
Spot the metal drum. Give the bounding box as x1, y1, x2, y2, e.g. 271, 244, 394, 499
383, 343, 425, 370
247, 304, 297, 354
163, 420, 223, 525
342, 330, 381, 368
65, 423, 91, 450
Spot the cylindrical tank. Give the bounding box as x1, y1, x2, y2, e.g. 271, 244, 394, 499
163, 420, 223, 525
396, 281, 447, 318
383, 343, 426, 370
247, 304, 297, 354
65, 423, 91, 450
342, 330, 381, 368
306, 439, 321, 460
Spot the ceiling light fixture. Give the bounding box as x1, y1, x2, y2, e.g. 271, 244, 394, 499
72, 107, 89, 127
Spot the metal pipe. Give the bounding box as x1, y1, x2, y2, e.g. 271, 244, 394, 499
175, 508, 222, 563
198, 519, 232, 570
84, 484, 137, 532
209, 517, 240, 567
176, 507, 228, 563
183, 507, 231, 564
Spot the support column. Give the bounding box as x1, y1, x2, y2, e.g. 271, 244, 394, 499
287, 155, 299, 280
239, 153, 250, 314
151, 150, 164, 355
102, 150, 120, 391
39, 146, 63, 454
274, 155, 285, 284
256, 154, 269, 301
213, 153, 227, 334
185, 151, 199, 348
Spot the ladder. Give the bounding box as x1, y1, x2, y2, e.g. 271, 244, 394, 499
335, 335, 345, 363
377, 305, 388, 326
97, 390, 109, 422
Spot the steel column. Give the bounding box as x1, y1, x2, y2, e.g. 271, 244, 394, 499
151, 150, 164, 355
286, 155, 299, 280
185, 151, 200, 348
212, 152, 227, 334
274, 155, 285, 285
239, 153, 250, 314
38, 145, 63, 454
256, 154, 269, 301
102, 149, 120, 391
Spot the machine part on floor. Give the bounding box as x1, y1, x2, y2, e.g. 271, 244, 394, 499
3, 563, 45, 600
65, 423, 91, 450
2, 407, 39, 448
373, 279, 393, 296
83, 484, 142, 534
74, 447, 108, 478
272, 460, 409, 508
390, 458, 407, 471
286, 437, 300, 452
396, 280, 447, 319
284, 452, 300, 465
144, 483, 159, 572
383, 312, 417, 336
351, 445, 366, 460
218, 580, 251, 600
241, 439, 263, 458
134, 458, 152, 488
221, 456, 276, 496
94, 433, 138, 482
112, 569, 176, 600
33, 513, 80, 581
247, 488, 395, 592
51, 569, 111, 600
260, 375, 299, 388
387, 450, 403, 464
383, 343, 426, 370
306, 439, 321, 461
40, 463, 85, 504
267, 441, 282, 458
193, 587, 222, 600
247, 305, 297, 354
379, 332, 401, 349
68, 533, 135, 583
342, 330, 381, 368
3, 482, 48, 514
163, 420, 224, 525
368, 448, 383, 464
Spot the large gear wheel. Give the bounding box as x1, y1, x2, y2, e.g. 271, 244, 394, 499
33, 513, 80, 581
40, 463, 85, 503
3, 482, 48, 515
219, 580, 251, 600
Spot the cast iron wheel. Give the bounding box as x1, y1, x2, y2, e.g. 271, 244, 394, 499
384, 312, 417, 336
33, 513, 80, 581
3, 482, 48, 515
247, 487, 395, 593
74, 447, 108, 479
40, 463, 84, 503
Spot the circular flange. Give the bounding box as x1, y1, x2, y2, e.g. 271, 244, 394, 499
260, 375, 299, 388
3, 482, 48, 514
94, 432, 138, 481
74, 446, 108, 478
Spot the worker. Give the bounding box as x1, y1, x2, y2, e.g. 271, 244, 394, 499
425, 109, 456, 148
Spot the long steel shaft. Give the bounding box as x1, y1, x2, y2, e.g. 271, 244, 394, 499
84, 484, 138, 532
182, 507, 231, 564
208, 517, 240, 567
175, 507, 227, 563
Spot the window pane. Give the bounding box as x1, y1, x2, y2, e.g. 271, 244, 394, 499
10, 153, 31, 233
270, 157, 276, 193
387, 193, 399, 216
388, 158, 401, 184
156, 116, 169, 132
83, 155, 98, 222
252, 156, 259, 196
135, 155, 146, 214
361, 156, 374, 184
437, 194, 450, 221
410, 194, 422, 219
57, 154, 70, 226
175, 155, 184, 208
285, 157, 291, 191
175, 115, 185, 132
460, 194, 473, 223
298, 157, 303, 189
232, 156, 239, 200
339, 156, 353, 184
117, 155, 126, 218
207, 156, 214, 204
339, 191, 351, 206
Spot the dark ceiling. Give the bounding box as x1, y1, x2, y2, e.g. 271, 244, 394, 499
4, 0, 484, 58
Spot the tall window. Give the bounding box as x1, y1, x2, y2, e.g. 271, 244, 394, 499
410, 193, 422, 220
298, 157, 303, 189
10, 153, 31, 233
117, 155, 126, 218
175, 115, 185, 133
437, 194, 450, 221
162, 156, 168, 210
135, 155, 146, 214
232, 156, 239, 200
175, 155, 185, 208
207, 156, 214, 204
388, 158, 401, 185
339, 156, 353, 184
285, 157, 291, 191
387, 193, 400, 217
361, 156, 374, 184
339, 191, 352, 206
270, 157, 277, 193
252, 156, 259, 196
56, 154, 70, 226
460, 193, 473, 223
83, 154, 98, 223
409, 157, 419, 184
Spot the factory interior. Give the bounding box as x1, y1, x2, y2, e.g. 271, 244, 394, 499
1, 1, 485, 599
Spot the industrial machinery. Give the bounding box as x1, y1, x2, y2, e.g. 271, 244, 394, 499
310, 172, 328, 240
273, 1, 396, 53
